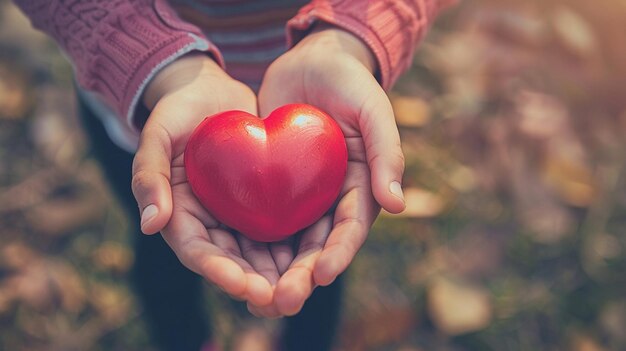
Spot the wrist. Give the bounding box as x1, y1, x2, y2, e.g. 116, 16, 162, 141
143, 52, 223, 110
302, 22, 378, 74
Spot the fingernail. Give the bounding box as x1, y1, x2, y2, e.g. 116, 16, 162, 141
389, 181, 405, 202
141, 204, 158, 229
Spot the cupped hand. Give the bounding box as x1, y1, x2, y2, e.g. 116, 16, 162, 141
250, 25, 406, 317
131, 53, 280, 307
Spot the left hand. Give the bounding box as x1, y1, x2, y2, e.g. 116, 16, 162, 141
133, 54, 278, 308
249, 24, 406, 317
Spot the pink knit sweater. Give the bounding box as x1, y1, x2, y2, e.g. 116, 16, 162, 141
14, 0, 451, 148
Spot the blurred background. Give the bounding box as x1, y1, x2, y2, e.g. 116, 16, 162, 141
1, 0, 626, 350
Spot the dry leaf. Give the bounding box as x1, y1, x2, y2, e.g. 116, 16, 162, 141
0, 286, 16, 315
427, 277, 492, 335
90, 283, 132, 326
340, 306, 417, 351
29, 87, 86, 168
0, 62, 30, 119
516, 91, 569, 140
3, 256, 87, 314
92, 242, 134, 274
48, 261, 87, 314
6, 261, 55, 311
232, 326, 273, 351
590, 233, 622, 260
26, 190, 105, 237
383, 187, 446, 218
391, 95, 431, 127
446, 229, 505, 278
477, 8, 547, 47
599, 301, 626, 342
582, 233, 623, 279
553, 6, 597, 56
570, 333, 607, 351
1, 241, 37, 269
0, 2, 51, 55
520, 204, 575, 243
447, 165, 477, 192
542, 156, 596, 207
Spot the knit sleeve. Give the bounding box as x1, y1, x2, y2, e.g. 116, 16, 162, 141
13, 0, 224, 131
287, 0, 454, 90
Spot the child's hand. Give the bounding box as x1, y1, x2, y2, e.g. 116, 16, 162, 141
131, 53, 280, 308
252, 25, 406, 317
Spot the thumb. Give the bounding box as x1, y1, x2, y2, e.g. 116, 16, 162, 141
359, 91, 406, 214
132, 117, 174, 234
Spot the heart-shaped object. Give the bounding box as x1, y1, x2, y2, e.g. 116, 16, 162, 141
184, 104, 348, 242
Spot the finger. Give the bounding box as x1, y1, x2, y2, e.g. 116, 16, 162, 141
132, 117, 173, 234
274, 216, 331, 316
247, 302, 282, 319
238, 235, 281, 286
314, 163, 379, 286
269, 238, 296, 275
359, 88, 406, 214
161, 207, 272, 306
161, 216, 248, 298
209, 230, 274, 307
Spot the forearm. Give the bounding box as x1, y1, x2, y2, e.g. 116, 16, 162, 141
287, 0, 455, 90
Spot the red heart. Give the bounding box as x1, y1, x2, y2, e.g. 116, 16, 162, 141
184, 104, 348, 242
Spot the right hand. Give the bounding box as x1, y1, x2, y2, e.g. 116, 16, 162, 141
131, 53, 280, 307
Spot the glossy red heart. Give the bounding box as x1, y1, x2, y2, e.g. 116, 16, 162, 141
184, 104, 348, 242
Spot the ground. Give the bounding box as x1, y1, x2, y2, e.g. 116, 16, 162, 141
1, 0, 626, 350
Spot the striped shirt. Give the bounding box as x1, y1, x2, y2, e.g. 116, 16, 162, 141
169, 0, 310, 90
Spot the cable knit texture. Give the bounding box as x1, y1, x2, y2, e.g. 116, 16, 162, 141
13, 0, 222, 129
287, 0, 453, 90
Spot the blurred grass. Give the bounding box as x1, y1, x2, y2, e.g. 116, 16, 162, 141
1, 0, 626, 350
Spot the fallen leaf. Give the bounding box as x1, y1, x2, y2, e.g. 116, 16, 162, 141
0, 2, 51, 56
391, 95, 432, 127
6, 261, 55, 311
582, 232, 623, 280
89, 283, 132, 327
3, 256, 87, 314
0, 286, 16, 315
477, 8, 547, 48
340, 306, 417, 351
599, 301, 626, 342
25, 189, 105, 237
232, 325, 273, 351
1, 241, 37, 269
446, 165, 477, 192
515, 91, 569, 140
446, 228, 506, 278
48, 260, 87, 314
92, 241, 134, 274
29, 87, 86, 168
570, 333, 607, 351
553, 6, 597, 57
0, 61, 30, 119
383, 187, 446, 218
427, 277, 492, 335
542, 156, 596, 207
520, 204, 575, 243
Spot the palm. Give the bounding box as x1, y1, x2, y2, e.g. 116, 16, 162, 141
133, 64, 280, 307
161, 153, 277, 306
249, 54, 384, 317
